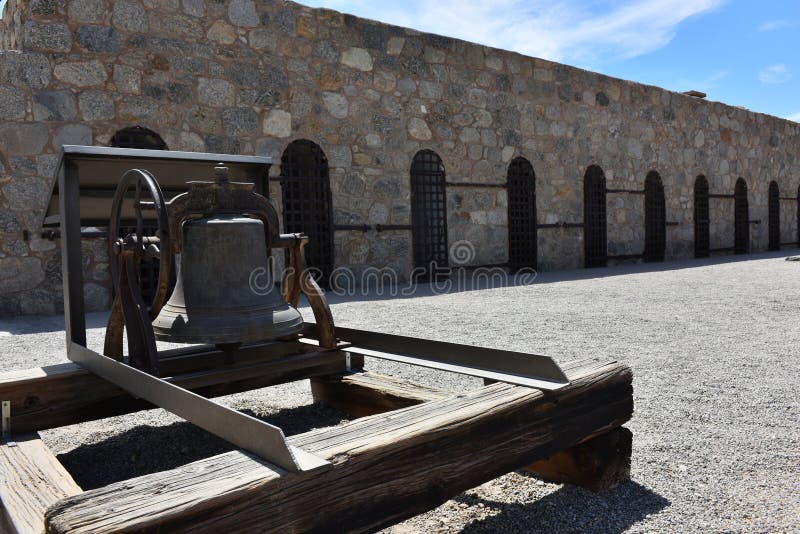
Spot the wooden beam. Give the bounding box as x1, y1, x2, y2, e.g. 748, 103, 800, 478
310, 371, 449, 417
526, 427, 632, 492
0, 343, 346, 433
44, 360, 632, 533
1, 434, 81, 534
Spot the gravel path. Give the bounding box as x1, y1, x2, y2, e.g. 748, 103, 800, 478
1, 251, 798, 532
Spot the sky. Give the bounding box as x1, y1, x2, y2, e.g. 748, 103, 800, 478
0, 0, 796, 120
300, 0, 800, 122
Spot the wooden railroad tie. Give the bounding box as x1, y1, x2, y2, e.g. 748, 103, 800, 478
1, 353, 632, 533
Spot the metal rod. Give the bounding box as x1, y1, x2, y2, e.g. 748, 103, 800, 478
68, 343, 330, 473
302, 324, 570, 390
375, 224, 413, 232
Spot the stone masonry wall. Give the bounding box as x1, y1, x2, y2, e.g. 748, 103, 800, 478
0, 0, 799, 316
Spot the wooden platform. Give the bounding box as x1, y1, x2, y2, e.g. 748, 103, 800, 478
0, 347, 633, 533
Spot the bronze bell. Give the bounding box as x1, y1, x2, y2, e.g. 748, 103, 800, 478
152, 176, 304, 345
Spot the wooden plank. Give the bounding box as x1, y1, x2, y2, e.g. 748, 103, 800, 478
44, 360, 632, 533
0, 434, 81, 534
0, 343, 346, 433
310, 371, 450, 417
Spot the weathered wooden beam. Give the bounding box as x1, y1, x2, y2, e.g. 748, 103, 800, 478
0, 343, 346, 433
310, 371, 449, 416
44, 360, 632, 533
526, 427, 633, 492
312, 364, 632, 492
1, 434, 81, 534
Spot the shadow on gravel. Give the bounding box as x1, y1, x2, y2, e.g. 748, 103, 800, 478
57, 402, 349, 490
455, 480, 669, 533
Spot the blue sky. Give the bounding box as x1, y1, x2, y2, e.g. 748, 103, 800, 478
301, 0, 800, 122
1, 0, 795, 121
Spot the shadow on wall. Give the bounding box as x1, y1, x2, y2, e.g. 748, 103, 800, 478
455, 480, 670, 533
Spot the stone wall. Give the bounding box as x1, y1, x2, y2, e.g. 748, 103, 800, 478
0, 0, 799, 316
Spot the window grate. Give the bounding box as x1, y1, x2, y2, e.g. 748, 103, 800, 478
583, 165, 607, 267
734, 178, 749, 254
507, 157, 537, 271
694, 175, 710, 258
280, 140, 334, 283
411, 150, 448, 279
110, 126, 168, 150
643, 171, 666, 262
768, 181, 780, 251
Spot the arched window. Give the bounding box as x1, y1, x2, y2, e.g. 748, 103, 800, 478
411, 150, 448, 279
110, 126, 168, 150
734, 178, 749, 254
644, 171, 666, 262
797, 185, 800, 247
694, 175, 710, 258
507, 157, 537, 271
111, 126, 168, 303
280, 140, 334, 282
583, 165, 607, 267
768, 181, 780, 251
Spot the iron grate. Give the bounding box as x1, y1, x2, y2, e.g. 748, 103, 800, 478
583, 165, 607, 267
507, 157, 537, 271
643, 171, 666, 262
797, 186, 800, 246
411, 150, 448, 279
734, 178, 749, 254
110, 126, 168, 150
694, 175, 710, 258
280, 140, 334, 283
768, 181, 780, 251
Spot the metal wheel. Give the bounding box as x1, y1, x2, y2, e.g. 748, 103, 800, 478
108, 169, 171, 320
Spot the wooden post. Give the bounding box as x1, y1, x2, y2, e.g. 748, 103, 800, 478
1, 434, 81, 534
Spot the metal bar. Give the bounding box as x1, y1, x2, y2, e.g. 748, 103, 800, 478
1, 400, 10, 441
333, 224, 371, 232
68, 343, 330, 473
606, 188, 644, 194
446, 182, 507, 188
537, 222, 583, 229
41, 229, 109, 240
302, 324, 569, 390
375, 224, 412, 232
59, 161, 86, 347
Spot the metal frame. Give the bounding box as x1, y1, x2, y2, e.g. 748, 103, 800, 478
694, 175, 710, 258
507, 157, 537, 271
583, 165, 608, 267
280, 140, 335, 283
643, 171, 666, 262
411, 150, 449, 279
734, 178, 749, 254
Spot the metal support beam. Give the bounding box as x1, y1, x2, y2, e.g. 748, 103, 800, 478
68, 343, 329, 473
302, 324, 569, 390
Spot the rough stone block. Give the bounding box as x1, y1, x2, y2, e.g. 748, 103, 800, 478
0, 85, 26, 120
78, 91, 115, 121
0, 123, 49, 155
54, 60, 107, 87
24, 21, 72, 52
0, 257, 45, 294
228, 0, 259, 27
68, 0, 106, 23
33, 91, 77, 121
76, 25, 120, 53
198, 77, 235, 107
341, 47, 373, 71
112, 1, 149, 33
53, 124, 93, 149
262, 109, 292, 138
221, 107, 258, 136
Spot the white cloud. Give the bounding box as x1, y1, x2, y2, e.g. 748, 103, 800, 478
303, 0, 723, 68
758, 64, 791, 84
758, 19, 792, 31
786, 112, 800, 123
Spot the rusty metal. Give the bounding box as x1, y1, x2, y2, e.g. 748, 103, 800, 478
644, 171, 666, 262
280, 140, 334, 284
769, 181, 780, 251
694, 175, 710, 258
734, 178, 749, 254
411, 150, 448, 279
583, 165, 607, 267
507, 157, 537, 271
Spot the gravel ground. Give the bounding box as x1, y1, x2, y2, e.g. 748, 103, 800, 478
1, 251, 798, 532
